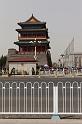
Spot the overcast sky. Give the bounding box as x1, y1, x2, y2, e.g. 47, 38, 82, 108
0, 0, 82, 62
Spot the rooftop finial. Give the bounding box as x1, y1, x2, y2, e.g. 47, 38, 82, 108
32, 13, 33, 17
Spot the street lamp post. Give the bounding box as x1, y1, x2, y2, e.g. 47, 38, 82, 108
60, 54, 64, 68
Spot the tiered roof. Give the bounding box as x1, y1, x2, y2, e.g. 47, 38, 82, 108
18, 14, 46, 26
15, 14, 49, 47
8, 57, 37, 62
14, 41, 50, 45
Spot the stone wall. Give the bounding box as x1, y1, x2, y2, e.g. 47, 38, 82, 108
9, 62, 36, 75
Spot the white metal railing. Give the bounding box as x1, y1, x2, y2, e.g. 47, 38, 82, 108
0, 81, 82, 114
57, 81, 82, 114
0, 82, 54, 114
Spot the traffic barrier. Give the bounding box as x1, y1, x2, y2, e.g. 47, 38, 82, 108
0, 81, 81, 114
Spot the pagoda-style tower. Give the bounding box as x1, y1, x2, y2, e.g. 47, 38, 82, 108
14, 14, 51, 65
7, 14, 52, 75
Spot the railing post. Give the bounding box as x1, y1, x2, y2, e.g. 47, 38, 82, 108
53, 86, 58, 114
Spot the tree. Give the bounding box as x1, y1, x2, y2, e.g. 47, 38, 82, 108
0, 55, 7, 71
46, 50, 52, 67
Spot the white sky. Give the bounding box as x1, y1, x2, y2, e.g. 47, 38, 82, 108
0, 0, 82, 62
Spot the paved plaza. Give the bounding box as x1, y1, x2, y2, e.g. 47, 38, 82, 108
0, 119, 82, 124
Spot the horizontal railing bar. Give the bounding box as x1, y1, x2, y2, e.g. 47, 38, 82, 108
0, 112, 54, 114
58, 113, 82, 115
0, 112, 82, 115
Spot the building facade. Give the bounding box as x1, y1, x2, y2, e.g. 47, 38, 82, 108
61, 53, 82, 68
70, 53, 82, 68
7, 14, 51, 75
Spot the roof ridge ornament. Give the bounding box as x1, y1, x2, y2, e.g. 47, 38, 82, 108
32, 13, 33, 17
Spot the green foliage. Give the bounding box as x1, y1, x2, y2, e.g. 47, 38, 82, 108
46, 50, 52, 67
0, 55, 7, 70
